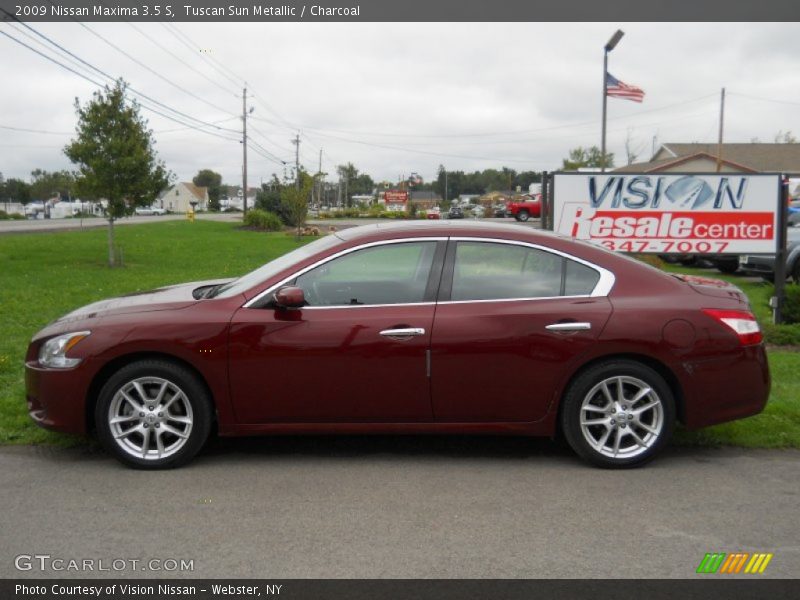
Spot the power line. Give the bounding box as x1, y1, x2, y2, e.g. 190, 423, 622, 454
126, 22, 238, 101
74, 20, 238, 117
1, 20, 243, 140
250, 93, 719, 141
160, 22, 242, 89
728, 91, 800, 109
0, 27, 242, 145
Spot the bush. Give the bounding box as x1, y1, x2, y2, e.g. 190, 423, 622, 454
243, 209, 283, 231
782, 284, 800, 324
632, 254, 665, 270
762, 322, 800, 346
0, 210, 25, 220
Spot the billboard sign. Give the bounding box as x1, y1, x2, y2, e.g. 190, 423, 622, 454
384, 190, 409, 204
552, 173, 781, 254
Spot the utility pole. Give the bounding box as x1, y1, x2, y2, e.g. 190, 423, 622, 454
716, 87, 726, 173
291, 133, 301, 191
242, 86, 248, 215
317, 148, 322, 207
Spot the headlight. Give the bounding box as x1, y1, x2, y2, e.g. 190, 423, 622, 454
38, 331, 91, 368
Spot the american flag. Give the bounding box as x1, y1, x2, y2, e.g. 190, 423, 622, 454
606, 73, 645, 103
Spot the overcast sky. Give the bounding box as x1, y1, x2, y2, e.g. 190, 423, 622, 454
1, 22, 798, 189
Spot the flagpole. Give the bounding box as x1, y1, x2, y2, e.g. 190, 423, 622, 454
601, 30, 625, 173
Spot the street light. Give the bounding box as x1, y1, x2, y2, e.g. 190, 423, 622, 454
601, 29, 624, 173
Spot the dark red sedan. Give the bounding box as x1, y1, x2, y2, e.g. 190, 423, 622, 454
25, 222, 769, 469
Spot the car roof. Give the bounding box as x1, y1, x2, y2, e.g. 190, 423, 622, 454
333, 220, 554, 241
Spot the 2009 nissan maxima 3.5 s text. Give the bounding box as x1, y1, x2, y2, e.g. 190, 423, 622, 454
25, 222, 769, 469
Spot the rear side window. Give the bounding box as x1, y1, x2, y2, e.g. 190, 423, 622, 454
450, 241, 600, 301
564, 259, 601, 296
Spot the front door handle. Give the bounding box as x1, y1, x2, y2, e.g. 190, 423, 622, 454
545, 322, 591, 332
380, 327, 426, 338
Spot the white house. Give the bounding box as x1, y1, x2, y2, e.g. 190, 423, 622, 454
156, 182, 209, 213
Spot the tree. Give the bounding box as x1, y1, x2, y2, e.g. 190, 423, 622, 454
64, 80, 171, 267
281, 175, 313, 230
2, 178, 31, 204
562, 146, 614, 170
337, 163, 358, 206
29, 169, 76, 201
775, 130, 798, 144
193, 169, 223, 211
255, 175, 287, 222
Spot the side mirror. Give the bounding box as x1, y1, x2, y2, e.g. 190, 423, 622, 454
273, 286, 305, 309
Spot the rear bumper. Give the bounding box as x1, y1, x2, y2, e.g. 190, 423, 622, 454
25, 361, 92, 434
680, 344, 770, 429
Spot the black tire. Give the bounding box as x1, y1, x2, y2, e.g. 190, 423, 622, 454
95, 360, 213, 469
516, 210, 530, 222
792, 261, 800, 285
715, 260, 739, 274
679, 256, 697, 266
560, 360, 675, 469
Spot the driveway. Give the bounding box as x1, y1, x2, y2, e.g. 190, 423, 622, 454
0, 439, 797, 579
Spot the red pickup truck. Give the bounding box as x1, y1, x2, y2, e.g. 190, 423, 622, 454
505, 194, 542, 221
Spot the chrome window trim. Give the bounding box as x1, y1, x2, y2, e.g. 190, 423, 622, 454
242, 235, 615, 309
242, 237, 447, 309
447, 236, 615, 299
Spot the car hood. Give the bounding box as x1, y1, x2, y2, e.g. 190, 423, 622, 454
56, 279, 234, 322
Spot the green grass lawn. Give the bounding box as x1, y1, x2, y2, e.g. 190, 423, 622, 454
0, 222, 797, 449
0, 220, 308, 445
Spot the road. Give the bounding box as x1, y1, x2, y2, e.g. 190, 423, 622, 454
0, 440, 797, 579
0, 214, 541, 234
0, 212, 242, 234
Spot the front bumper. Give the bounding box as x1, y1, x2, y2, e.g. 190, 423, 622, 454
25, 361, 93, 434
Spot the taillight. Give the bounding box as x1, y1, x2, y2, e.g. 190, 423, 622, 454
702, 309, 763, 346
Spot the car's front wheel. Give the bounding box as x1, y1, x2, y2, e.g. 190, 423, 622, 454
95, 360, 213, 469
515, 210, 530, 222
560, 360, 675, 468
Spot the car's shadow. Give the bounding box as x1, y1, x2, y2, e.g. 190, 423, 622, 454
200, 434, 574, 463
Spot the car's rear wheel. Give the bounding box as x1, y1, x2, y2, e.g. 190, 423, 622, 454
560, 360, 675, 468
95, 360, 212, 469
516, 210, 530, 222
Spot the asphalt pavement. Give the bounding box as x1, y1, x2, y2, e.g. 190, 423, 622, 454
0, 212, 241, 234
1, 439, 798, 579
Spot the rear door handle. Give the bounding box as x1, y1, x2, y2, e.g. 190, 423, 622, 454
380, 327, 426, 338
545, 322, 591, 332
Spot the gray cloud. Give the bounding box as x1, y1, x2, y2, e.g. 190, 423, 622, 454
1, 22, 797, 188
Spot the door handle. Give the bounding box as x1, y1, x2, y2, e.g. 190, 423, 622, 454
545, 322, 591, 332
380, 327, 426, 338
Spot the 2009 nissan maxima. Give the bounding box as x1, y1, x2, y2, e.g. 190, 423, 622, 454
25, 222, 769, 469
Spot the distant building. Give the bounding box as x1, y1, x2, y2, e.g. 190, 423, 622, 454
409, 191, 442, 210
614, 143, 800, 175
157, 182, 209, 212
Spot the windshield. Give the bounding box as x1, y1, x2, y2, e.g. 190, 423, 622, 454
210, 234, 343, 299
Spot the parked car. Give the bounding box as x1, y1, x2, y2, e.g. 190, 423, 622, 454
134, 206, 167, 216
447, 206, 464, 219
505, 195, 542, 221
738, 227, 800, 283
789, 199, 800, 228
26, 222, 769, 469
493, 204, 506, 218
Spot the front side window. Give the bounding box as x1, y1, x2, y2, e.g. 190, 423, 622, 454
293, 241, 437, 306
450, 241, 600, 301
